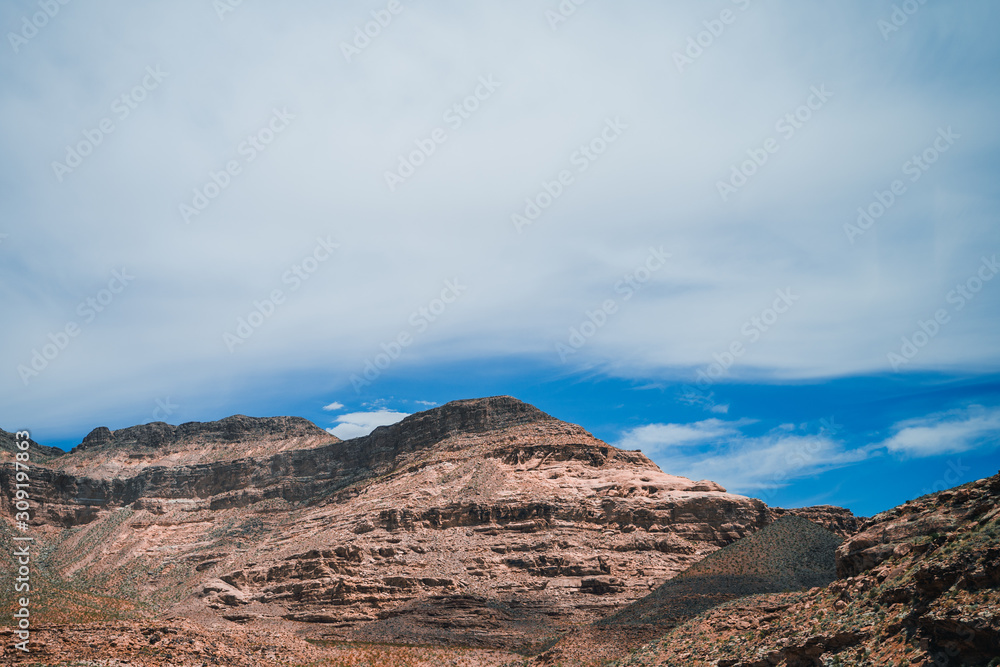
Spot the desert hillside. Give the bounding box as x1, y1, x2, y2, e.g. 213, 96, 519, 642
617, 470, 1000, 667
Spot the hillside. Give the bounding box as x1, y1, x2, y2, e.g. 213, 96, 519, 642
606, 515, 841, 626
532, 515, 843, 665
617, 470, 1000, 667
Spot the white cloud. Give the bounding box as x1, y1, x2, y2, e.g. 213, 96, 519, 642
619, 405, 1000, 496
322, 402, 345, 411
617, 419, 868, 495
326, 410, 410, 440
881, 405, 1000, 458
2, 3, 999, 431
616, 419, 746, 454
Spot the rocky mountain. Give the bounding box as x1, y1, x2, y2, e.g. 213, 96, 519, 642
616, 470, 1000, 667
0, 396, 862, 663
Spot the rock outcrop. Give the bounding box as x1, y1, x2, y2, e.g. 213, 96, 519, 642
836, 475, 1000, 578
772, 504, 862, 538
613, 470, 1000, 667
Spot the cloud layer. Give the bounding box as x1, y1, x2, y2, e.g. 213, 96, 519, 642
881, 405, 1000, 458
2, 2, 999, 430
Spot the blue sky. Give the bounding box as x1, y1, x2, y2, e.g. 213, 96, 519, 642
2, 1, 999, 517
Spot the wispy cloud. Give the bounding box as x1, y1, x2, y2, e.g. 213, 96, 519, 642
617, 419, 748, 454
326, 409, 410, 440
619, 404, 1000, 496
3, 3, 999, 435
617, 418, 868, 494
322, 401, 345, 411
881, 405, 1000, 458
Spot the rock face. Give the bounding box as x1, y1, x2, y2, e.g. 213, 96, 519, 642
772, 504, 862, 538
0, 396, 861, 653
836, 475, 1000, 578
613, 471, 1000, 667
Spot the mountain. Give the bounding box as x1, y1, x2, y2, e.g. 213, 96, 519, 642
615, 470, 1000, 667
0, 396, 860, 663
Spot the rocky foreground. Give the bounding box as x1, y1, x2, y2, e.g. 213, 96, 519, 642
616, 470, 1000, 667
5, 396, 991, 666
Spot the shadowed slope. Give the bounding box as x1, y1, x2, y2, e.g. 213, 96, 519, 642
605, 515, 841, 627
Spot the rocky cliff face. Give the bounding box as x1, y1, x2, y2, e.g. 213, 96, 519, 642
772, 505, 861, 538
836, 475, 1000, 578
0, 396, 860, 653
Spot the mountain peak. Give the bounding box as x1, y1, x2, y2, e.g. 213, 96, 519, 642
366, 395, 553, 439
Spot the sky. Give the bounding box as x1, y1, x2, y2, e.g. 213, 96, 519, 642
1, 1, 998, 518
